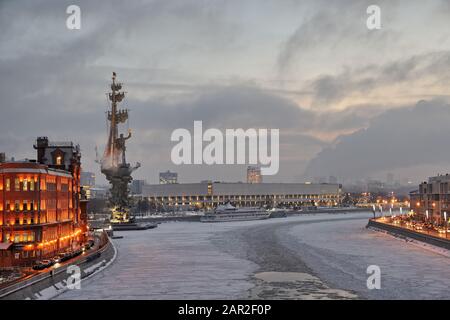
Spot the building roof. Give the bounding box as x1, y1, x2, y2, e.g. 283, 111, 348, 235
0, 243, 12, 250
0, 162, 73, 178
142, 182, 340, 197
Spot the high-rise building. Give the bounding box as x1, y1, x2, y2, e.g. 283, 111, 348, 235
81, 172, 96, 187
131, 179, 146, 195
159, 171, 178, 184
247, 166, 262, 184
0, 137, 88, 268
386, 173, 394, 186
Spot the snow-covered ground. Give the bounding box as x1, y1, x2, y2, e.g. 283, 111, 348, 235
57, 213, 449, 300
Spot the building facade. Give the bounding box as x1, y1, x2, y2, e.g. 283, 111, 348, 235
80, 171, 96, 199
80, 172, 95, 187
0, 137, 88, 268
131, 179, 146, 195
159, 170, 178, 184
409, 174, 450, 224
142, 182, 341, 211
247, 166, 262, 184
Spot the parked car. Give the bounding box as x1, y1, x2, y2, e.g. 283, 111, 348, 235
42, 259, 54, 267
58, 252, 72, 262
32, 261, 47, 270
52, 256, 61, 264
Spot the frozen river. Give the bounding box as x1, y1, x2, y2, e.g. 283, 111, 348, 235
57, 212, 450, 300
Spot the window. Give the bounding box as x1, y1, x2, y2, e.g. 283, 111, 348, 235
14, 178, 20, 191
14, 200, 20, 211
23, 200, 27, 211
14, 235, 20, 243
5, 178, 10, 191
30, 180, 35, 191
23, 179, 28, 191
56, 156, 62, 165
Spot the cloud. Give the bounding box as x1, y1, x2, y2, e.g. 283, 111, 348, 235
126, 85, 326, 183
1, 0, 450, 185
304, 99, 450, 181
307, 50, 450, 108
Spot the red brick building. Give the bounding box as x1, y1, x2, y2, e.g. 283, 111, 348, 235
0, 137, 88, 268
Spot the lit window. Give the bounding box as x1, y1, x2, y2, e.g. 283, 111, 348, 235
14, 201, 20, 211
56, 156, 62, 165
5, 178, 10, 191
23, 179, 28, 191
14, 178, 20, 191
30, 180, 34, 191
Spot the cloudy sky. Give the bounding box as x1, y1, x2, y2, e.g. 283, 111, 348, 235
1, 0, 450, 185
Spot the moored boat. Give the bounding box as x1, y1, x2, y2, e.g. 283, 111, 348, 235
200, 203, 270, 223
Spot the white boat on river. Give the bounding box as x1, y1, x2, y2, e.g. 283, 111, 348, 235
200, 203, 270, 223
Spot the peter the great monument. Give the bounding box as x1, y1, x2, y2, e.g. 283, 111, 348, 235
98, 72, 140, 224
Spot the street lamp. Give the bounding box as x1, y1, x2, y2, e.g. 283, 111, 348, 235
444, 211, 448, 239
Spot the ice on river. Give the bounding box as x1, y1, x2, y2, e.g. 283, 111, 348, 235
56, 213, 449, 300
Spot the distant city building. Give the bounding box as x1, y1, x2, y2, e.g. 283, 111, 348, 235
159, 170, 178, 184
0, 153, 5, 163
131, 179, 146, 195
142, 182, 341, 211
80, 172, 96, 199
313, 176, 327, 184
247, 166, 262, 184
328, 176, 338, 184
81, 171, 95, 187
386, 173, 394, 186
0, 137, 88, 268
90, 186, 109, 199
367, 180, 385, 193
409, 174, 450, 224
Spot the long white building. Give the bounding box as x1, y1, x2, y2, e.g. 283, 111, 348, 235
142, 182, 342, 210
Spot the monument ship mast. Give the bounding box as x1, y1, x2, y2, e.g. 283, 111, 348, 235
99, 72, 140, 223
